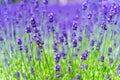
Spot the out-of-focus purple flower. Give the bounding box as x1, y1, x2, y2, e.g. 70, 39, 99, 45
81, 50, 89, 61
72, 32, 77, 38
68, 59, 71, 64
51, 26, 55, 32
82, 2, 87, 10
79, 64, 83, 69
36, 49, 41, 56
31, 67, 34, 73
85, 64, 88, 70
55, 52, 61, 63
72, 21, 77, 31
105, 74, 110, 79
16, 71, 20, 78
28, 54, 32, 61
53, 45, 58, 53
56, 73, 60, 78
43, 0, 48, 5
0, 36, 3, 41
59, 36, 64, 43
24, 45, 28, 53
72, 39, 77, 47
68, 66, 71, 73
100, 55, 104, 62
117, 64, 120, 72
24, 73, 27, 79
19, 46, 23, 51
31, 17, 36, 28
62, 30, 67, 39
25, 26, 31, 33
10, 44, 13, 52
101, 22, 107, 30
48, 13, 54, 23
61, 52, 66, 57
17, 38, 22, 45
88, 12, 92, 20
55, 64, 60, 72
33, 27, 39, 33
78, 36, 82, 42
76, 74, 80, 79
90, 40, 95, 46
97, 41, 102, 50
109, 58, 113, 64
108, 47, 112, 52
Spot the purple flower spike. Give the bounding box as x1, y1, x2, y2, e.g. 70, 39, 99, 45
105, 74, 110, 79
17, 38, 22, 45
55, 64, 60, 72
55, 52, 61, 63
25, 26, 31, 33
48, 13, 54, 23
0, 36, 3, 41
68, 66, 71, 73
109, 58, 113, 64
90, 40, 95, 46
43, 0, 48, 5
117, 64, 120, 72
79, 64, 83, 69
108, 47, 112, 53
19, 46, 23, 51
31, 67, 34, 73
72, 21, 77, 31
56, 73, 60, 78
81, 50, 89, 61
82, 2, 87, 10
16, 71, 20, 78
78, 36, 82, 42
100, 55, 104, 62
31, 17, 36, 28
72, 39, 77, 47
76, 74, 80, 79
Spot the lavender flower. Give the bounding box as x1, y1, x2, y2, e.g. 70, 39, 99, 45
19, 46, 23, 51
31, 17, 36, 28
109, 58, 113, 64
81, 50, 89, 61
79, 64, 83, 69
25, 26, 31, 33
56, 73, 60, 78
72, 21, 77, 31
105, 74, 110, 79
43, 0, 48, 5
16, 71, 20, 78
31, 67, 34, 73
48, 13, 54, 23
78, 36, 82, 42
0, 36, 3, 41
100, 55, 104, 62
108, 47, 112, 53
55, 64, 60, 72
17, 38, 22, 45
72, 39, 77, 47
68, 66, 71, 73
117, 64, 120, 72
55, 52, 61, 63
76, 74, 80, 79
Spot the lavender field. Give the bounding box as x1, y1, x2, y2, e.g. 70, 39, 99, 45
0, 0, 120, 80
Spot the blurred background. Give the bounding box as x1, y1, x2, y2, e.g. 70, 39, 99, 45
0, 0, 119, 5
